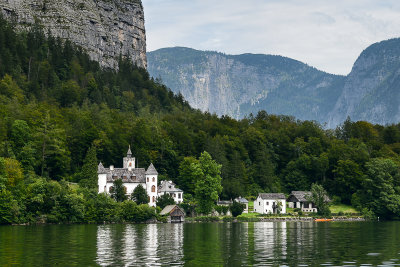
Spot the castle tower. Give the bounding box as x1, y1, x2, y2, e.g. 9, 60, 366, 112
146, 163, 158, 207
123, 145, 135, 170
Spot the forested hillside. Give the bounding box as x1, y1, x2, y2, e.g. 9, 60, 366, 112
1, 16, 400, 222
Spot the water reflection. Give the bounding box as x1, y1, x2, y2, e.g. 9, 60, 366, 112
96, 224, 184, 266
96, 222, 400, 266
2, 222, 398, 266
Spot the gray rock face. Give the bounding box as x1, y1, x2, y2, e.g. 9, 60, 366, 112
0, 0, 147, 69
148, 47, 344, 122
149, 40, 400, 127
327, 38, 400, 127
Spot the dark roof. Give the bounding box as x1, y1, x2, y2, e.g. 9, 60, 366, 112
98, 162, 106, 174
288, 191, 331, 202
127, 145, 132, 157
104, 167, 146, 183
288, 191, 311, 202
160, 205, 185, 215
146, 163, 158, 175
234, 197, 249, 203
217, 200, 233, 205
258, 193, 286, 200
158, 180, 183, 193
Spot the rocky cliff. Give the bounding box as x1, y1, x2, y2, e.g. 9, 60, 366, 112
148, 47, 344, 122
148, 40, 400, 127
327, 38, 400, 127
0, 0, 147, 69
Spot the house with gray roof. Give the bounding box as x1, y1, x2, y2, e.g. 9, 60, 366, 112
254, 193, 286, 214
287, 191, 330, 213
98, 146, 159, 207
158, 180, 184, 204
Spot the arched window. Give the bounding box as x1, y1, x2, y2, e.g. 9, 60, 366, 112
151, 185, 155, 192
104, 186, 107, 192
147, 177, 149, 182
129, 162, 132, 167
110, 186, 114, 192
152, 196, 156, 203
152, 177, 155, 182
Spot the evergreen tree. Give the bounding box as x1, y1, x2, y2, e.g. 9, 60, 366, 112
131, 184, 149, 205
110, 179, 127, 202
79, 144, 98, 189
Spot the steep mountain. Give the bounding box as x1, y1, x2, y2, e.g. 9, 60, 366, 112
0, 0, 146, 69
148, 47, 345, 122
327, 38, 400, 127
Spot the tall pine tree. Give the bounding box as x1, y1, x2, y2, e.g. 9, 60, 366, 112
79, 144, 98, 189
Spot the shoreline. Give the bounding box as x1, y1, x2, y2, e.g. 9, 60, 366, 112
184, 216, 366, 223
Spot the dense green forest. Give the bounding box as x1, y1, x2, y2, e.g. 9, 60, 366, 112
1, 16, 400, 223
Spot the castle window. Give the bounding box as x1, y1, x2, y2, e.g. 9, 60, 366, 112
152, 177, 155, 182
152, 196, 156, 203
151, 185, 155, 192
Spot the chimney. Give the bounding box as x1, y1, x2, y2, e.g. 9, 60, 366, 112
110, 165, 114, 171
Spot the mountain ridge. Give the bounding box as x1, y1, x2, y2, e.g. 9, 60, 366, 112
148, 39, 400, 127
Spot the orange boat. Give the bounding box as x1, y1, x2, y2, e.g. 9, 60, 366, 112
314, 219, 333, 222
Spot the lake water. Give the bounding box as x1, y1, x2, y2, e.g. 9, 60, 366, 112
0, 221, 400, 266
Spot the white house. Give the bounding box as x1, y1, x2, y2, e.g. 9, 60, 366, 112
158, 180, 184, 204
97, 146, 158, 207
287, 191, 330, 213
254, 193, 286, 214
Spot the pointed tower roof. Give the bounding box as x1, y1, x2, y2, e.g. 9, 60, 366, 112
98, 162, 106, 174
146, 163, 158, 175
127, 145, 132, 157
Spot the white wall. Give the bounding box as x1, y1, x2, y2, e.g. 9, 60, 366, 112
158, 191, 183, 204
146, 175, 158, 207
104, 182, 146, 196
254, 197, 286, 214
98, 174, 107, 193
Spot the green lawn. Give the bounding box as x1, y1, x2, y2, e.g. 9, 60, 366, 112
237, 212, 259, 218
330, 204, 358, 213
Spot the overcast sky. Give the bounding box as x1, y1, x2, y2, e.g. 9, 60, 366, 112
142, 0, 400, 75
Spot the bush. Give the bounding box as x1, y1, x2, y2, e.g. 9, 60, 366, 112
215, 205, 229, 215
230, 201, 245, 217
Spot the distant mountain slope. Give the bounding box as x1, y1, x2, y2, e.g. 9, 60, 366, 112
148, 47, 345, 122
148, 40, 400, 127
327, 38, 400, 127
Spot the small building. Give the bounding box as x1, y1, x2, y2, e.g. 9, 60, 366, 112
287, 191, 330, 213
254, 193, 286, 214
234, 197, 249, 213
158, 180, 184, 204
160, 205, 185, 223
217, 200, 233, 206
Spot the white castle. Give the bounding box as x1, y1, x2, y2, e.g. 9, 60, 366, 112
97, 146, 158, 207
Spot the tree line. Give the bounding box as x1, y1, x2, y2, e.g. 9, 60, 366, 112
0, 15, 400, 223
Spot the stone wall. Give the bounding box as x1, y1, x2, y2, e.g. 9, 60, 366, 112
0, 0, 147, 69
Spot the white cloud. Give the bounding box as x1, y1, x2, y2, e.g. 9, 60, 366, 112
142, 0, 400, 75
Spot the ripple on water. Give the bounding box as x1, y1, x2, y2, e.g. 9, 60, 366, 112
367, 253, 382, 256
